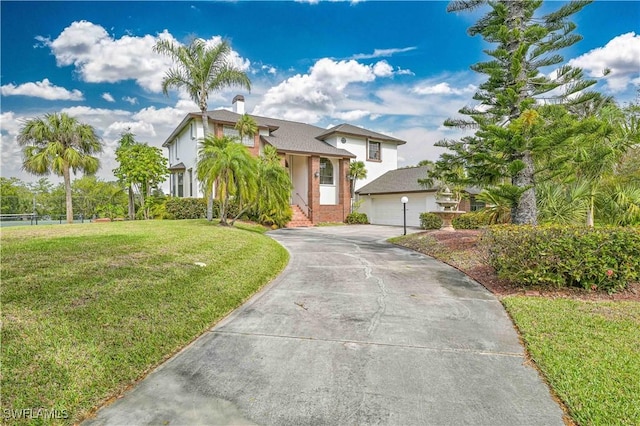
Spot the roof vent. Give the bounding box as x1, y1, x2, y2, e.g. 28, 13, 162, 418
232, 95, 245, 115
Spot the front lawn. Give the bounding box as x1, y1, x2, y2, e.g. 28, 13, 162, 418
1, 220, 288, 424
503, 297, 640, 425
392, 230, 640, 425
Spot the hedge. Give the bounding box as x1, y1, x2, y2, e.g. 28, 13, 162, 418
483, 225, 640, 292
346, 212, 369, 224
452, 212, 490, 229
419, 212, 442, 230
164, 198, 207, 219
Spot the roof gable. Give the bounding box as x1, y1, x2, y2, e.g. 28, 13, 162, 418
356, 166, 433, 195
317, 123, 406, 145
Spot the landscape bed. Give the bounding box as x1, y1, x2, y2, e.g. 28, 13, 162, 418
1, 220, 288, 425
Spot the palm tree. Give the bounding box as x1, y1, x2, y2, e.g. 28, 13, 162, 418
18, 112, 102, 223
235, 114, 258, 146
254, 145, 292, 227
115, 130, 137, 220
154, 37, 251, 220
197, 135, 257, 226
348, 161, 367, 212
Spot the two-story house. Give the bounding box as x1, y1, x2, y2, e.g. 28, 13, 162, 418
162, 95, 406, 225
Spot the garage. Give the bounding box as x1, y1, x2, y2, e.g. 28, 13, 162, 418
361, 193, 437, 227
355, 166, 479, 227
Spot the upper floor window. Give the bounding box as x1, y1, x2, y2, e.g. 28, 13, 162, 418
368, 141, 381, 161
223, 126, 254, 147
190, 122, 196, 139
319, 158, 334, 185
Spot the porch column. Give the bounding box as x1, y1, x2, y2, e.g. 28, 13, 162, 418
339, 159, 351, 221
308, 156, 320, 223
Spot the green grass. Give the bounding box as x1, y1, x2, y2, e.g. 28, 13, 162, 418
503, 297, 640, 425
1, 220, 288, 425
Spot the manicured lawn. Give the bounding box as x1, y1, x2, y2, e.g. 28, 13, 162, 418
503, 297, 640, 426
1, 220, 288, 424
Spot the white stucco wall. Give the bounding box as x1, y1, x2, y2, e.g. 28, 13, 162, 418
290, 155, 309, 215
168, 119, 204, 197
358, 192, 439, 227
324, 135, 398, 191
319, 158, 338, 205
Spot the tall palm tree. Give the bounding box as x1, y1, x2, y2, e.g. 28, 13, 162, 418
197, 135, 257, 226
18, 112, 102, 223
115, 130, 137, 220
348, 161, 367, 212
154, 37, 251, 220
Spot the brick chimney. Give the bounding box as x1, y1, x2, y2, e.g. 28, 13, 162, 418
232, 95, 245, 115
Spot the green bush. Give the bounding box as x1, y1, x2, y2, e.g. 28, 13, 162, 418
164, 198, 207, 219
419, 212, 442, 230
453, 212, 490, 229
483, 225, 640, 292
346, 212, 369, 224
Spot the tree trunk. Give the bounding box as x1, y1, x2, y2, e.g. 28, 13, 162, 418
62, 164, 73, 223
586, 193, 595, 227
202, 111, 215, 222
220, 174, 229, 226
512, 151, 537, 225
128, 185, 135, 220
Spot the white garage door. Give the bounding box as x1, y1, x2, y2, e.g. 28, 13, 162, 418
363, 194, 436, 227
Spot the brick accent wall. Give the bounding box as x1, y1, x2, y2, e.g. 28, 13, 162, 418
315, 158, 351, 223
459, 198, 471, 212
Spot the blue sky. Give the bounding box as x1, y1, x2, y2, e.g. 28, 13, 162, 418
1, 1, 639, 184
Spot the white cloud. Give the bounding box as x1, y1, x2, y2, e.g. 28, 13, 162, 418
1, 112, 24, 178
412, 82, 476, 96
38, 21, 250, 94
373, 61, 394, 77
133, 105, 189, 127
352, 47, 417, 60
102, 92, 115, 102
253, 58, 396, 123
104, 121, 157, 138
568, 32, 640, 93
0, 78, 83, 100
123, 96, 138, 105
333, 109, 371, 121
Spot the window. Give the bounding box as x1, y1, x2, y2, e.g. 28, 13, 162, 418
190, 122, 196, 139
470, 196, 485, 212
319, 158, 334, 185
368, 141, 381, 161
177, 172, 184, 197
223, 126, 254, 147
188, 169, 193, 197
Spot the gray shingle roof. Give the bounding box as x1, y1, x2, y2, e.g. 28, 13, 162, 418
356, 166, 434, 195
356, 166, 483, 195
317, 123, 406, 145
164, 109, 356, 158
259, 117, 355, 158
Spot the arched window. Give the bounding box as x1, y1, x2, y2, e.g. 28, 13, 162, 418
319, 158, 333, 185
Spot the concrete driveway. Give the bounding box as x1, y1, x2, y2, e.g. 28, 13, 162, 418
85, 225, 563, 425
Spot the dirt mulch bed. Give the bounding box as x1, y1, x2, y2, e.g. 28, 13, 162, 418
405, 230, 640, 302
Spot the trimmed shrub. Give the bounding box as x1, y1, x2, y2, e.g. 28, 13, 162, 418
419, 212, 442, 230
483, 225, 640, 292
453, 212, 491, 229
346, 212, 369, 224
164, 198, 207, 219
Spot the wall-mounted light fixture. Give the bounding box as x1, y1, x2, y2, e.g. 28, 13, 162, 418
314, 171, 320, 178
